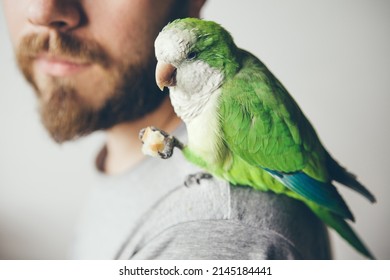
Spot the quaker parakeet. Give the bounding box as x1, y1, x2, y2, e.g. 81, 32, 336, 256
141, 18, 376, 259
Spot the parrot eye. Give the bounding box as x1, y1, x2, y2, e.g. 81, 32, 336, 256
187, 51, 197, 60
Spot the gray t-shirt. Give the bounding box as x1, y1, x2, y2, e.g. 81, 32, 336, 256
71, 124, 331, 259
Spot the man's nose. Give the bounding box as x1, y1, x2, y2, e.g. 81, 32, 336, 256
27, 0, 82, 31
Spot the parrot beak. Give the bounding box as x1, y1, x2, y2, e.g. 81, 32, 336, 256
155, 61, 177, 91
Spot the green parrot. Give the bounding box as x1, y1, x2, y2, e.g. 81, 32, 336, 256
143, 18, 376, 259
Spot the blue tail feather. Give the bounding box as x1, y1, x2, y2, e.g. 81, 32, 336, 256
264, 168, 355, 221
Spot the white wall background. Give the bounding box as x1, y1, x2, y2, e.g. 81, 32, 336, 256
0, 0, 389, 259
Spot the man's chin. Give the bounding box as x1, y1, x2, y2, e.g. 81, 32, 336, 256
38, 85, 100, 143
41, 113, 98, 144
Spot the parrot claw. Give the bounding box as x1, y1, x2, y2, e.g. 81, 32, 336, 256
139, 126, 184, 159
158, 137, 174, 159
138, 127, 147, 141
184, 172, 213, 187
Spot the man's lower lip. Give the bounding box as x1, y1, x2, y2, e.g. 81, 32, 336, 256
35, 58, 91, 77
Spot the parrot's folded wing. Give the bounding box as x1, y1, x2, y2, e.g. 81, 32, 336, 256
220, 50, 318, 175
220, 50, 352, 218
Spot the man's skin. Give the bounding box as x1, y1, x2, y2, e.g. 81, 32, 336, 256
3, 0, 205, 174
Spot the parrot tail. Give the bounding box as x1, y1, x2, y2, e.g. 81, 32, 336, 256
326, 153, 376, 203
309, 203, 375, 259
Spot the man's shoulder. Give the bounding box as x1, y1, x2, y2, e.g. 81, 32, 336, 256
144, 175, 320, 226
116, 176, 331, 259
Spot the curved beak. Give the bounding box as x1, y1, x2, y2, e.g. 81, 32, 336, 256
155, 61, 177, 91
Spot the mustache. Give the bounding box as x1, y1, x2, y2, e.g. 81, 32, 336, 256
17, 31, 110, 67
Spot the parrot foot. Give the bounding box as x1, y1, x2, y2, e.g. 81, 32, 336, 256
184, 172, 213, 187
139, 126, 183, 159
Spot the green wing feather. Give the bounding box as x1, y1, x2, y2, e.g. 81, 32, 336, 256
220, 50, 327, 182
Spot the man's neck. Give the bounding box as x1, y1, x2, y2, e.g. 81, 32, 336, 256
103, 97, 181, 175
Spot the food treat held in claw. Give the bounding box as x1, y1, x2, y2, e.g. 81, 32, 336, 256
140, 126, 166, 158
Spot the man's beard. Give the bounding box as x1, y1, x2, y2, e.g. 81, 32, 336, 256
16, 32, 165, 143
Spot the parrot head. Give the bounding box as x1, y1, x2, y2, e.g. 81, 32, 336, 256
154, 18, 240, 97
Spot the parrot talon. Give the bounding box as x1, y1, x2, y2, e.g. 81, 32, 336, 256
158, 135, 179, 159
139, 126, 184, 159
138, 128, 146, 142
184, 172, 213, 187
150, 126, 169, 137
158, 150, 172, 159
